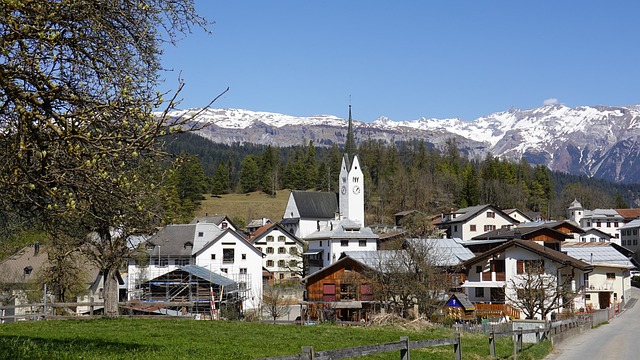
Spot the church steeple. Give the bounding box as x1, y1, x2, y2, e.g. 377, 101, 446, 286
345, 103, 356, 158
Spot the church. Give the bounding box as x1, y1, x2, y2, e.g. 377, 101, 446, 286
281, 105, 378, 274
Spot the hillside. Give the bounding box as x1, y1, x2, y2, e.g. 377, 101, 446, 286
195, 190, 291, 225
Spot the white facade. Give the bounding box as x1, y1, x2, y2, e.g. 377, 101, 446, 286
282, 195, 332, 239
127, 224, 263, 311
252, 225, 304, 281
339, 155, 364, 227
194, 230, 263, 310
577, 228, 613, 243
464, 242, 589, 320
441, 205, 518, 241
619, 219, 640, 263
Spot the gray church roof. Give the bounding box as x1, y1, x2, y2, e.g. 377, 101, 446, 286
291, 190, 339, 219
305, 219, 378, 240
404, 238, 475, 266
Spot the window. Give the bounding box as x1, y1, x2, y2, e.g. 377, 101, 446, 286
23, 266, 33, 276
319, 241, 322, 246
486, 211, 495, 218
289, 260, 297, 267
470, 225, 476, 232
289, 247, 298, 255
454, 225, 458, 232
484, 225, 495, 232
359, 240, 367, 247
278, 247, 286, 254
267, 247, 274, 254
220, 268, 228, 273
267, 236, 274, 242
585, 294, 591, 300
210, 254, 216, 260
278, 260, 285, 267
154, 257, 168, 267
279, 273, 285, 280
475, 287, 485, 297
266, 260, 274, 267
607, 273, 615, 280
221, 222, 228, 229
634, 240, 638, 246
341, 240, 349, 247
241, 253, 247, 260
476, 265, 482, 273
622, 240, 627, 246
278, 235, 286, 242
607, 221, 611, 228
223, 248, 235, 263
596, 221, 601, 227
517, 260, 544, 274
198, 232, 204, 237
340, 283, 355, 300
175, 258, 189, 266
239, 268, 247, 274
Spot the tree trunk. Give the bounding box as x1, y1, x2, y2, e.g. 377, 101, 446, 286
103, 267, 120, 317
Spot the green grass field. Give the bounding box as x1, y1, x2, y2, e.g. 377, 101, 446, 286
195, 191, 291, 225
0, 318, 551, 360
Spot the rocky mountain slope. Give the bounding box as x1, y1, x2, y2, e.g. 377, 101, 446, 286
167, 104, 640, 184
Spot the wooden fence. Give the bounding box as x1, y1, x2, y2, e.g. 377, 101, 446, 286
260, 317, 589, 360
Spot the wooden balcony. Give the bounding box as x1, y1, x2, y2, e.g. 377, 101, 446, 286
474, 303, 520, 319
480, 272, 506, 281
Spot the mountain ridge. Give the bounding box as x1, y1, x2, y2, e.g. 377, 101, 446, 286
167, 104, 640, 184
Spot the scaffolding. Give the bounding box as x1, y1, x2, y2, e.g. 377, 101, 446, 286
140, 265, 243, 317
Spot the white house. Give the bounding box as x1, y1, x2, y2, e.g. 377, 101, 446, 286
437, 205, 519, 241
281, 191, 339, 239
619, 219, 640, 263
563, 242, 634, 311
127, 222, 263, 311
577, 228, 613, 243
566, 200, 623, 243
462, 239, 593, 320
304, 218, 378, 275
249, 223, 305, 282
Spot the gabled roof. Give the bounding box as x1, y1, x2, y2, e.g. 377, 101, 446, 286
147, 224, 199, 256
190, 215, 228, 225
176, 265, 238, 288
462, 239, 593, 271
438, 204, 517, 225
193, 228, 263, 258
403, 238, 475, 266
616, 208, 640, 221
305, 218, 378, 240
562, 243, 635, 269
539, 221, 585, 234
579, 227, 613, 238
291, 190, 339, 219
470, 226, 572, 241
619, 219, 640, 230
249, 223, 304, 246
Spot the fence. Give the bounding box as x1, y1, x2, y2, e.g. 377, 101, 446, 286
260, 316, 591, 360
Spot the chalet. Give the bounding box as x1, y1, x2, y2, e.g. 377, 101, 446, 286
563, 242, 635, 311
249, 223, 305, 282
461, 239, 593, 320
437, 205, 518, 241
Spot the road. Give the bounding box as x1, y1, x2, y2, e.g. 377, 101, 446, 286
545, 287, 640, 360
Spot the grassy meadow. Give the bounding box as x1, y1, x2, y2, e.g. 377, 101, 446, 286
0, 318, 552, 360
195, 190, 291, 225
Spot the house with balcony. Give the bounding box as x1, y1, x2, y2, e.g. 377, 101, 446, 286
437, 205, 519, 241
461, 239, 593, 320
563, 242, 635, 311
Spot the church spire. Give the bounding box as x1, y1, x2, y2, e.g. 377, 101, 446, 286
345, 103, 356, 159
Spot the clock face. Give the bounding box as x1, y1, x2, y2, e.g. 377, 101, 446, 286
352, 185, 361, 194
341, 186, 347, 195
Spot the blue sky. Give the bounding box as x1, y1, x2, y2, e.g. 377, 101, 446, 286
159, 1, 640, 122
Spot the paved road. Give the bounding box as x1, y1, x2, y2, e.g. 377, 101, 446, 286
545, 287, 640, 360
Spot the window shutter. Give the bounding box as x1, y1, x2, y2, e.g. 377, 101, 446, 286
517, 260, 524, 274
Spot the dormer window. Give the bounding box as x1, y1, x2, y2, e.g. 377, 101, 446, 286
184, 242, 193, 249
146, 244, 155, 250
23, 266, 33, 276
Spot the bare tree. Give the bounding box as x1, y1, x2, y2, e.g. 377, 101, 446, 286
262, 285, 291, 322
505, 260, 577, 320
365, 240, 453, 319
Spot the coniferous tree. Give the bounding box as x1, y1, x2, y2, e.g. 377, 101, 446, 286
239, 155, 260, 193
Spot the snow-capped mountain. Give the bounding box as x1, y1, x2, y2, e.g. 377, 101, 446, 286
168, 104, 640, 184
